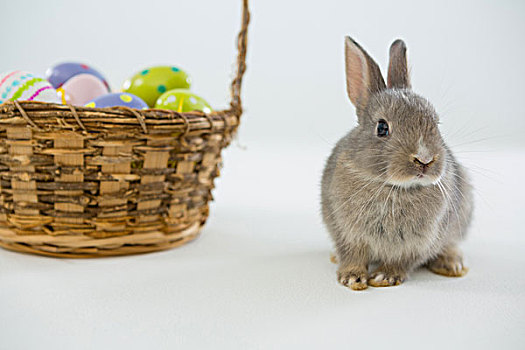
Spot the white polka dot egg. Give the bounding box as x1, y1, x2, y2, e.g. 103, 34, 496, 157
0, 70, 61, 105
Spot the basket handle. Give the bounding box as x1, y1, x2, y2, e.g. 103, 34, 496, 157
229, 0, 250, 117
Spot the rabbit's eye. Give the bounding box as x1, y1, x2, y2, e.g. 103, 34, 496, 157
376, 119, 389, 137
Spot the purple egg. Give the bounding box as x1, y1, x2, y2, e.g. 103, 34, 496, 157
85, 93, 148, 109
46, 62, 110, 90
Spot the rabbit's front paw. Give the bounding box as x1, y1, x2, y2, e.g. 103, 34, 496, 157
368, 268, 406, 287
428, 250, 468, 277
337, 269, 368, 291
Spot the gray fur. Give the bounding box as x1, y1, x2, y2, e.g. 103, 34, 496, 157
321, 38, 473, 289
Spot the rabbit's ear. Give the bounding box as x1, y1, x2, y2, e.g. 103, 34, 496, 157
345, 36, 386, 115
387, 39, 411, 89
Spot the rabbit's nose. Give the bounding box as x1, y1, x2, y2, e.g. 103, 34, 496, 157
413, 155, 434, 166
414, 139, 435, 167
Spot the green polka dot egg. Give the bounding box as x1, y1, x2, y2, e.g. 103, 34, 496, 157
122, 66, 191, 107
155, 89, 212, 114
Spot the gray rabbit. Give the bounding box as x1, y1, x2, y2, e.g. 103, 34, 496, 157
321, 37, 473, 290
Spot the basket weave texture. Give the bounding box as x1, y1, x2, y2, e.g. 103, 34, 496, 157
0, 0, 249, 258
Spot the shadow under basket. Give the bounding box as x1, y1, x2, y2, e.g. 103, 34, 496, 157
0, 1, 250, 258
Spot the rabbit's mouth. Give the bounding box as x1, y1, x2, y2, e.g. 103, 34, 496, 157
384, 151, 445, 188
415, 172, 442, 186
387, 169, 443, 189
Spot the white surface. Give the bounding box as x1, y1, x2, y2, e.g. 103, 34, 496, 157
1, 145, 524, 350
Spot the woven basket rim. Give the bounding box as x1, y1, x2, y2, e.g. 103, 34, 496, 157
0, 100, 241, 136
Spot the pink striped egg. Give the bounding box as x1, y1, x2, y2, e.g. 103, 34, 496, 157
0, 70, 61, 105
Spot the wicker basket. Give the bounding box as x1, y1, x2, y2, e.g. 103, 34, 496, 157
0, 0, 250, 258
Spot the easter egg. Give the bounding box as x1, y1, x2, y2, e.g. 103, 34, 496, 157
85, 92, 148, 109
57, 74, 109, 106
46, 62, 110, 90
122, 66, 191, 107
0, 70, 61, 105
155, 89, 212, 113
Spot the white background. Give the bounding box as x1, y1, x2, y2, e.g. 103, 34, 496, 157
1, 0, 524, 349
